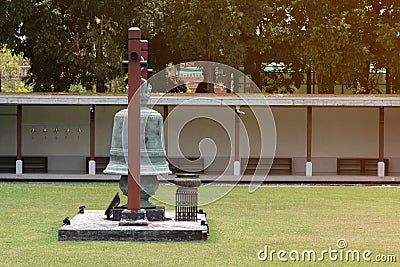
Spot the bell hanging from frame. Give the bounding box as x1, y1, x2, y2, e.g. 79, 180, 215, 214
104, 79, 171, 208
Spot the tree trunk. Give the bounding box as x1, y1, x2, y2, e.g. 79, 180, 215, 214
96, 79, 106, 93
306, 68, 312, 94
392, 72, 400, 94
251, 55, 262, 90
233, 72, 239, 93
243, 51, 262, 93
243, 53, 254, 93
360, 61, 370, 93
385, 67, 391, 94
201, 64, 215, 93
317, 72, 335, 94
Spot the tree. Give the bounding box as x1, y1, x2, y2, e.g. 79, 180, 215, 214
370, 1, 400, 93
2, 0, 400, 94
0, 45, 31, 92
2, 1, 140, 92
0, 0, 34, 46
282, 0, 400, 94
233, 0, 267, 88
283, 1, 357, 93
162, 0, 245, 91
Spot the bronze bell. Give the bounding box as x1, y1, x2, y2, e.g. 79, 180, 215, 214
104, 79, 171, 208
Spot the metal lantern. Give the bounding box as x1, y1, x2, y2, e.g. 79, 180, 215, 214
104, 79, 171, 208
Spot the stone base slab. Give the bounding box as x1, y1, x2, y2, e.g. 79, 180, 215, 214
146, 206, 165, 221
121, 209, 146, 221
58, 210, 208, 242
119, 209, 148, 226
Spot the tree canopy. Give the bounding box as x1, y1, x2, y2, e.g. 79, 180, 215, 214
1, 0, 399, 93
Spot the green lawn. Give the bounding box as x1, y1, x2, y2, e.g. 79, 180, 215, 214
0, 183, 399, 266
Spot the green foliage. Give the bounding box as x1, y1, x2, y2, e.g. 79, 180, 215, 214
2, 80, 32, 92
106, 74, 128, 93
0, 45, 31, 92
262, 71, 303, 94
163, 0, 245, 65
167, 82, 189, 93
0, 46, 22, 74
1, 1, 137, 92
68, 84, 87, 93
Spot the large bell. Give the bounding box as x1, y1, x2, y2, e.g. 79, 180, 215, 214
104, 79, 171, 208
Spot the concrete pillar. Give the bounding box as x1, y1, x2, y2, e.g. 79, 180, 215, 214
17, 105, 22, 169
16, 160, 23, 174
88, 160, 96, 175
234, 106, 242, 176
306, 106, 312, 177
234, 161, 240, 176
377, 161, 385, 177
306, 161, 313, 176
378, 107, 385, 177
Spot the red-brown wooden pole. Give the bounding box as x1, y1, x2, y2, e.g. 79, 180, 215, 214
235, 107, 239, 162
127, 27, 142, 210
379, 107, 384, 162
306, 106, 312, 162
17, 105, 22, 160
234, 106, 240, 176
163, 105, 169, 152
90, 105, 95, 161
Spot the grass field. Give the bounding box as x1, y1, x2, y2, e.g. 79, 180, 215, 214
0, 183, 399, 266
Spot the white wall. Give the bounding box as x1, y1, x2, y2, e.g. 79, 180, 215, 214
157, 105, 395, 175
22, 106, 89, 172
241, 106, 276, 158
164, 105, 276, 174
0, 105, 125, 173
313, 107, 378, 157
312, 107, 379, 174
270, 107, 307, 174
0, 105, 17, 155
271, 107, 307, 157
165, 106, 235, 174
22, 106, 89, 156
95, 105, 125, 156
383, 108, 400, 174
1, 104, 399, 175
270, 107, 382, 174
270, 107, 398, 174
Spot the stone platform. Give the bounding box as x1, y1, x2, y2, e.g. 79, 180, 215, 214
58, 210, 208, 242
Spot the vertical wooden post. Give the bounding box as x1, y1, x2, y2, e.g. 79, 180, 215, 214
162, 106, 168, 122
163, 105, 169, 152
90, 105, 95, 160
234, 106, 240, 176
17, 105, 22, 160
127, 27, 142, 211
307, 106, 312, 162
235, 109, 239, 162
379, 107, 384, 162
88, 104, 96, 175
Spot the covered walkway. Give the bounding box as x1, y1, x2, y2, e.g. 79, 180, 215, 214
0, 173, 399, 185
